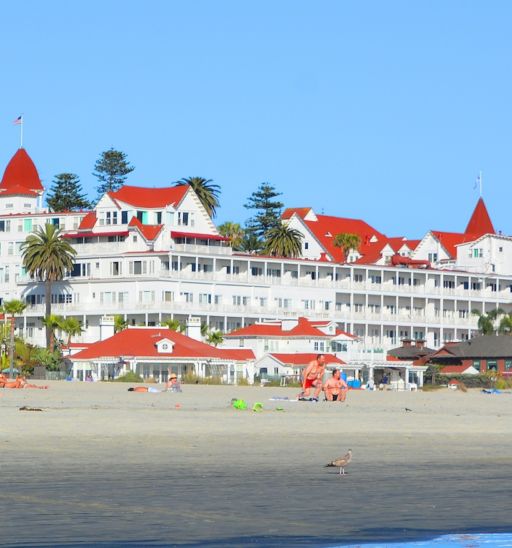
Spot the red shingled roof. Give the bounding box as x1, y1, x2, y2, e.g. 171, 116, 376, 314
431, 231, 477, 258
78, 212, 97, 230
72, 328, 253, 361
282, 207, 313, 220
465, 198, 495, 236
171, 231, 228, 241
303, 214, 386, 262
109, 185, 188, 209
128, 216, 164, 241
226, 317, 338, 338
0, 148, 43, 192
0, 183, 39, 197
269, 353, 345, 366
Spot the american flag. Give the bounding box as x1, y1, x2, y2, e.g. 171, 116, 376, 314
13, 115, 23, 125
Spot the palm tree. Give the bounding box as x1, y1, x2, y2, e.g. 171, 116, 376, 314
240, 233, 262, 254
498, 313, 512, 335
263, 224, 304, 258
3, 299, 26, 377
218, 222, 245, 250
114, 315, 128, 333
162, 318, 185, 332
471, 308, 505, 335
42, 314, 64, 351
15, 339, 39, 375
174, 177, 220, 218
21, 224, 76, 348
60, 317, 83, 346
333, 233, 361, 263
207, 330, 224, 347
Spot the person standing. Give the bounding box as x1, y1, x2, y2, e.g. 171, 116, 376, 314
299, 354, 326, 401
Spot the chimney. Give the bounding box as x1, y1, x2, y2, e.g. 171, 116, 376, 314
186, 316, 202, 341
99, 315, 115, 341
402, 338, 413, 348
415, 339, 426, 349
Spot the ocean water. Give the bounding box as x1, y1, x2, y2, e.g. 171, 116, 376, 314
338, 532, 512, 548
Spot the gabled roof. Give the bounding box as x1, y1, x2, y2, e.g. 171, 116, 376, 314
72, 327, 251, 361
387, 237, 420, 252
302, 214, 386, 262
109, 184, 189, 209
430, 335, 512, 360
282, 207, 313, 220
465, 198, 495, 236
431, 231, 477, 259
225, 317, 341, 339
78, 212, 97, 230
268, 353, 345, 366
128, 216, 164, 241
0, 148, 43, 193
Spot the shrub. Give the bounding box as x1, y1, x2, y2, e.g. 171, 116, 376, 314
114, 371, 143, 383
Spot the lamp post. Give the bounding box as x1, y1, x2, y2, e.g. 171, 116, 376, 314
9, 316, 15, 378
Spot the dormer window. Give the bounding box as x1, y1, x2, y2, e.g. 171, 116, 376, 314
106, 211, 118, 225
156, 338, 174, 353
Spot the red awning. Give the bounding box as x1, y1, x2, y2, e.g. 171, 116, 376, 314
63, 231, 129, 239
171, 231, 229, 242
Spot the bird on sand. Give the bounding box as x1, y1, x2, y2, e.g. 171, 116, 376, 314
325, 449, 352, 475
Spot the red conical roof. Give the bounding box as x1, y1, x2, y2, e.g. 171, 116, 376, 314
0, 148, 43, 192
465, 197, 495, 236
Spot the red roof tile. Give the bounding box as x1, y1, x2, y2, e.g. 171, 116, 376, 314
0, 184, 39, 197
72, 328, 249, 361
78, 212, 97, 230
282, 207, 313, 220
431, 231, 477, 258
226, 317, 340, 338
129, 216, 164, 240
465, 198, 495, 236
303, 214, 386, 262
171, 231, 228, 241
0, 148, 43, 192
440, 365, 473, 374
269, 353, 345, 366
109, 185, 188, 209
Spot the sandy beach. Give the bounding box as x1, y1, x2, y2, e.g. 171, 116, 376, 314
1, 382, 511, 547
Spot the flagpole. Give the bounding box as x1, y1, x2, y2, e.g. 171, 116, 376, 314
20, 116, 23, 148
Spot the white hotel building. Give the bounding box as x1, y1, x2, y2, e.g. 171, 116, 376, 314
1, 147, 512, 352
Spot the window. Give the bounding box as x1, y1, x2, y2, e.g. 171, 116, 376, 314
232, 296, 248, 306
23, 219, 33, 232
473, 360, 480, 371
130, 261, 146, 275
354, 274, 364, 283
52, 218, 60, 226
163, 291, 174, 303
226, 265, 240, 275
180, 292, 193, 303
106, 211, 118, 225
0, 220, 10, 232
267, 268, 281, 278
178, 212, 189, 226
499, 247, 503, 253
302, 299, 316, 310
199, 293, 212, 304
139, 291, 155, 304
121, 211, 129, 224
137, 211, 148, 224
370, 275, 382, 284
428, 252, 438, 262
443, 280, 455, 289
505, 360, 512, 370
5, 203, 13, 209
251, 267, 263, 276
7, 242, 14, 256
156, 212, 162, 224
111, 262, 121, 276
304, 242, 309, 250
118, 292, 128, 304
487, 360, 498, 371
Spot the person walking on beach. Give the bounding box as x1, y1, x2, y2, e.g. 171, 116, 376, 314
299, 354, 326, 401
324, 369, 348, 402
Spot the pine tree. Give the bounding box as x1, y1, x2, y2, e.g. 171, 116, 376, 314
244, 182, 284, 240
93, 148, 134, 199
46, 173, 91, 212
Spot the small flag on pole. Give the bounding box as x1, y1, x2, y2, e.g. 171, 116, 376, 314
13, 115, 23, 125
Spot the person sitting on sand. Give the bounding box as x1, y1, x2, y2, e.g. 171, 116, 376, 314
166, 373, 182, 392
324, 369, 348, 402
298, 354, 326, 401
128, 386, 162, 393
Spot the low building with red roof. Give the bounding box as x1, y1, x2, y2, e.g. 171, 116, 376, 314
223, 317, 358, 362
70, 325, 255, 383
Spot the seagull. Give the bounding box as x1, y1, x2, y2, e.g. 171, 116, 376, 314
325, 449, 352, 475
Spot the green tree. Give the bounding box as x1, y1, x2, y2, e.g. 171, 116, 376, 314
46, 173, 91, 212
471, 308, 505, 335
218, 222, 245, 250
42, 314, 64, 352
497, 313, 512, 335
174, 177, 220, 218
34, 347, 62, 371
2, 299, 26, 377
263, 224, 304, 258
114, 315, 128, 333
93, 148, 135, 199
206, 330, 224, 347
60, 317, 83, 346
240, 233, 262, 254
244, 182, 283, 240
15, 339, 39, 375
21, 224, 77, 349
333, 233, 362, 263
162, 318, 185, 332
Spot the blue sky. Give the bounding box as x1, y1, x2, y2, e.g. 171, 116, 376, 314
1, 1, 511, 238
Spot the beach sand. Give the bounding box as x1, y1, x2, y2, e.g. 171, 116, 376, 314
0, 382, 511, 547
